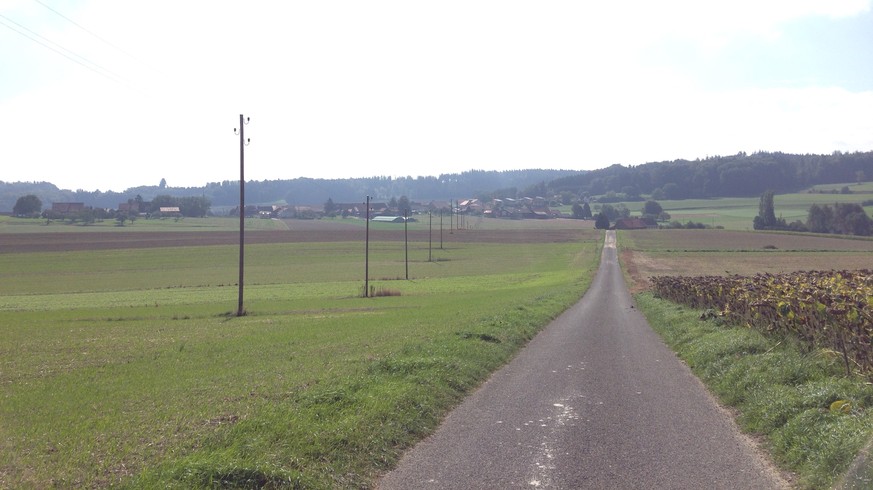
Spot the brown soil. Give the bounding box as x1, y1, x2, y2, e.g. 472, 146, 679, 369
0, 228, 587, 254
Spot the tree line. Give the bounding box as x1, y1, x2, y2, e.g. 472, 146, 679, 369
0, 170, 579, 213
4, 150, 873, 214
754, 190, 872, 236
12, 194, 210, 222
549, 151, 872, 199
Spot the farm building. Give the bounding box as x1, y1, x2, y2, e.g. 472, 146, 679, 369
371, 216, 408, 223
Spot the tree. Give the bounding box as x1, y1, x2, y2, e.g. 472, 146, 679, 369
661, 182, 681, 200
754, 190, 779, 230
621, 186, 640, 200
159, 178, 167, 189
833, 203, 872, 236
397, 195, 411, 216
178, 196, 211, 217
13, 194, 42, 217
805, 203, 871, 236
559, 191, 575, 205
523, 181, 548, 198
581, 202, 592, 219
571, 203, 584, 219
642, 200, 663, 216
594, 212, 610, 229
324, 197, 337, 217
807, 204, 833, 233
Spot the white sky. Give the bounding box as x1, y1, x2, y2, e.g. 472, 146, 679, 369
2, 0, 872, 192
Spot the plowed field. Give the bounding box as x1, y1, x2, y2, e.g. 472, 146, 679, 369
0, 223, 588, 254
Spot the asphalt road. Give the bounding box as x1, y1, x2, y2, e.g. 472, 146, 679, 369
379, 231, 789, 489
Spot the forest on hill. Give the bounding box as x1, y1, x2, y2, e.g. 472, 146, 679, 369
2, 151, 872, 213
550, 151, 873, 200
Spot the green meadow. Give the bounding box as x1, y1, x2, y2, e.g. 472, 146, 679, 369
609, 182, 873, 230
0, 225, 601, 488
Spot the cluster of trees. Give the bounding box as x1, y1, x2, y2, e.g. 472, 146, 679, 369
571, 199, 672, 229
42, 206, 118, 224
12, 194, 41, 217
752, 190, 790, 231
753, 190, 872, 236
571, 202, 592, 219
11, 193, 211, 223
148, 195, 211, 217
806, 203, 872, 236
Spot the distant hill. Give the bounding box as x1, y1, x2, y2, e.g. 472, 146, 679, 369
4, 151, 872, 214
548, 151, 873, 200
0, 169, 582, 214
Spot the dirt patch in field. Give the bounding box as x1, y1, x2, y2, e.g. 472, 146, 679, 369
619, 229, 873, 288
0, 228, 588, 254
621, 249, 651, 293
623, 248, 873, 288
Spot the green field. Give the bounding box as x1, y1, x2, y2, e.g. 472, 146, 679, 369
0, 221, 601, 488
598, 182, 873, 230
6, 209, 873, 487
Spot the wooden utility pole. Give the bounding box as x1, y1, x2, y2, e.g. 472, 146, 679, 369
440, 209, 443, 249
235, 114, 250, 317
364, 195, 371, 297
404, 209, 409, 280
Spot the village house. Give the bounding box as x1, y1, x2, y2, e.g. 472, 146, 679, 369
51, 202, 86, 214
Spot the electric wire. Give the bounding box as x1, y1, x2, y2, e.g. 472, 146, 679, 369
31, 0, 152, 70
0, 14, 124, 86
0, 13, 124, 83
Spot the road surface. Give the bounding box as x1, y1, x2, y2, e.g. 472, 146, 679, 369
379, 231, 788, 489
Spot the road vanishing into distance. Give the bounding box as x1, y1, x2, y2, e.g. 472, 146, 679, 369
379, 231, 789, 489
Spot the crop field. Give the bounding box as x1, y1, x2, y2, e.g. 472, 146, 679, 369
619, 228, 873, 292
619, 227, 873, 487
0, 218, 601, 488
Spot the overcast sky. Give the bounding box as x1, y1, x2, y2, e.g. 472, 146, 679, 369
2, 0, 872, 192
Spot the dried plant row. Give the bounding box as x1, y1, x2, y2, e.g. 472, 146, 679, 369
651, 269, 873, 375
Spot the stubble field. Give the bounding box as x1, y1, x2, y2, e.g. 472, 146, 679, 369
619, 228, 873, 292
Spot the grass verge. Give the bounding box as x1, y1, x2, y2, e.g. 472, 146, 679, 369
634, 292, 873, 489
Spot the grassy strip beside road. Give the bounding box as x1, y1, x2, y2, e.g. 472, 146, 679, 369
635, 293, 873, 489
0, 231, 601, 488
619, 228, 873, 488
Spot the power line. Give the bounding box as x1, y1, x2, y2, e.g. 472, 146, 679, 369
32, 0, 148, 68
0, 14, 124, 85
